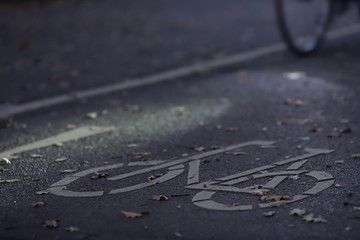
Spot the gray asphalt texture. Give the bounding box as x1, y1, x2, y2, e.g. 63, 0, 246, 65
1, 1, 360, 240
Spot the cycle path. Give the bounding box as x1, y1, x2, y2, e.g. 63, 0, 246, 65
1, 35, 360, 240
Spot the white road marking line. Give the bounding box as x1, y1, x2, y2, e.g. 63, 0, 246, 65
187, 159, 200, 185
0, 126, 115, 159
1, 24, 359, 119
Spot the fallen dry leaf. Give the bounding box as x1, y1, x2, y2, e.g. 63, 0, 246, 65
288, 175, 300, 180
65, 226, 80, 232
55, 157, 68, 162
251, 190, 266, 196
32, 201, 45, 207
354, 207, 360, 211
140, 209, 149, 215
30, 154, 43, 158
53, 142, 63, 147
341, 128, 352, 133
271, 201, 287, 207
327, 132, 341, 138
290, 208, 306, 216
148, 174, 163, 181
121, 210, 142, 219
36, 189, 50, 195
351, 153, 360, 159
132, 152, 151, 159
43, 220, 59, 228
334, 160, 344, 164
260, 195, 290, 202
91, 172, 109, 179
302, 213, 327, 223
0, 179, 20, 183
152, 195, 168, 201
85, 112, 98, 119
0, 157, 11, 164
263, 211, 276, 217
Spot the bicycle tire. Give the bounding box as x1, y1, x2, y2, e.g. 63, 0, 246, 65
274, 0, 335, 56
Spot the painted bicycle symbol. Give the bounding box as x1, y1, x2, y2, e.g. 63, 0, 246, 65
49, 140, 335, 211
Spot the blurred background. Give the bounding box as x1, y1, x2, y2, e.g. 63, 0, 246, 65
0, 0, 359, 105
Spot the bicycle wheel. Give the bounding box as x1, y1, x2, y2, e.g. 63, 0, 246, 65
274, 0, 335, 56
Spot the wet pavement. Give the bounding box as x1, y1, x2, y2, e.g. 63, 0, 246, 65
1, 1, 360, 240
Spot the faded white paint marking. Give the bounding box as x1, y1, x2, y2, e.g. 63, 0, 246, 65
262, 176, 287, 189
0, 126, 115, 159
303, 180, 334, 196
128, 160, 166, 166
109, 169, 184, 194
193, 200, 253, 211
306, 171, 334, 181
108, 141, 275, 181
50, 186, 104, 197
216, 165, 276, 182
187, 160, 200, 185
219, 177, 249, 186
287, 160, 308, 170
252, 170, 306, 179
192, 191, 216, 202
274, 148, 334, 166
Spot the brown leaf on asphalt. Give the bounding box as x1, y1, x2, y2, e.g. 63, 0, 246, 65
32, 201, 45, 207
341, 128, 352, 133
263, 211, 276, 217
43, 219, 59, 228
290, 208, 306, 216
334, 160, 344, 164
91, 172, 109, 179
260, 195, 290, 202
121, 210, 142, 219
65, 226, 80, 232
0, 157, 11, 164
251, 190, 266, 196
351, 153, 360, 159
302, 213, 327, 223
0, 179, 20, 183
327, 132, 341, 138
140, 209, 149, 215
85, 112, 98, 119
132, 152, 151, 159
148, 174, 163, 181
30, 154, 43, 158
152, 195, 168, 201
36, 189, 50, 195
53, 142, 63, 147
271, 201, 287, 207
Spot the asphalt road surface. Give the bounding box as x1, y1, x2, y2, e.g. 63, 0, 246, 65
1, 1, 360, 240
